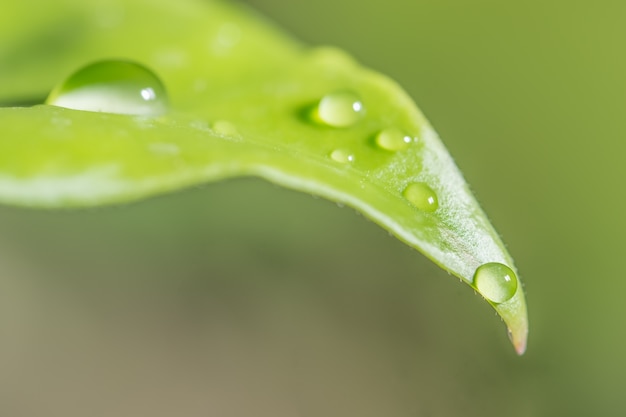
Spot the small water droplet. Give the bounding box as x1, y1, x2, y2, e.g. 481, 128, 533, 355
376, 128, 413, 151
330, 149, 355, 164
46, 60, 168, 116
403, 182, 438, 212
316, 91, 364, 127
474, 262, 518, 303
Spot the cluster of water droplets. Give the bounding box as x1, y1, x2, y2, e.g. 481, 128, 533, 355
38, 58, 523, 352
312, 90, 439, 213
45, 60, 439, 213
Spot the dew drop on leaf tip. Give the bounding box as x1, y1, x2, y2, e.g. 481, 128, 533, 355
46, 59, 169, 116
473, 262, 518, 303
403, 182, 438, 212
315, 91, 364, 127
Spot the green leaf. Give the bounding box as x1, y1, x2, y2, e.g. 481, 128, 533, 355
0, 0, 527, 353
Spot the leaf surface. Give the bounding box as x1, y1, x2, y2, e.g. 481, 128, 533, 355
0, 0, 527, 353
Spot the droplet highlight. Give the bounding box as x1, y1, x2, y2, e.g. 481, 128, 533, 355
46, 60, 169, 116
403, 182, 438, 212
330, 149, 355, 164
316, 91, 364, 127
376, 128, 413, 151
473, 262, 518, 303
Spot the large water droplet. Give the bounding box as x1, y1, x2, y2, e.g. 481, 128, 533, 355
474, 262, 518, 303
376, 128, 413, 151
46, 60, 168, 116
330, 149, 355, 164
316, 91, 364, 127
403, 182, 438, 212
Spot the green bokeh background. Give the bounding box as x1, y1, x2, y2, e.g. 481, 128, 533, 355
0, 0, 623, 415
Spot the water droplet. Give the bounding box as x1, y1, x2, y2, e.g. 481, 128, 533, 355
403, 182, 438, 212
376, 128, 413, 151
330, 149, 355, 164
46, 60, 168, 116
473, 262, 518, 303
316, 91, 364, 127
507, 328, 514, 342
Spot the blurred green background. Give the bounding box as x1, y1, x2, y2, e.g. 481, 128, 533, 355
0, 0, 623, 415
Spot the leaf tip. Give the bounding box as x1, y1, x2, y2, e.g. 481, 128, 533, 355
503, 296, 528, 355
510, 325, 528, 356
